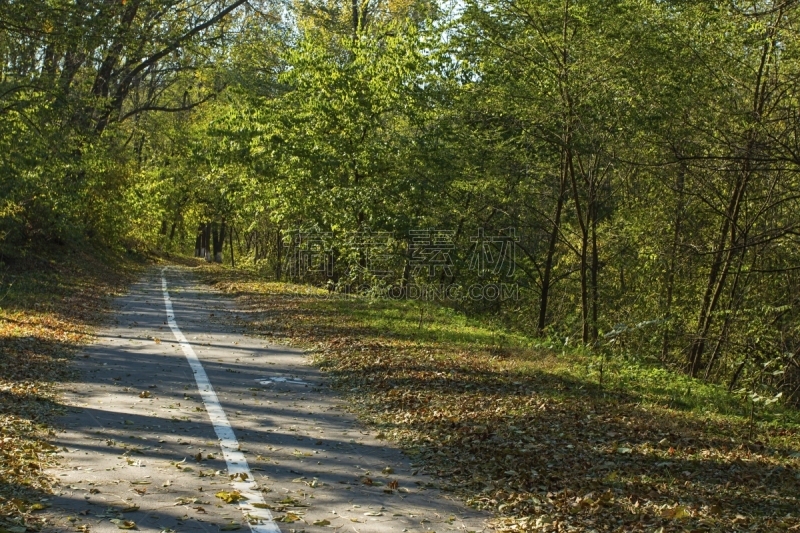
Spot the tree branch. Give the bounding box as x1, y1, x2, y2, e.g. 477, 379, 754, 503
97, 0, 247, 133
119, 92, 217, 122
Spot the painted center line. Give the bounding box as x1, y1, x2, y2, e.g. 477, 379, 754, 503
160, 268, 280, 533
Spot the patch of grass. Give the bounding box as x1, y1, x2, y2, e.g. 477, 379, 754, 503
0, 246, 146, 529
198, 265, 800, 533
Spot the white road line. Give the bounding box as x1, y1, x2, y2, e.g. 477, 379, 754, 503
160, 269, 280, 533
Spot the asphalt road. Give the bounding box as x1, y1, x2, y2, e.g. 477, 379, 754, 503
42, 267, 489, 533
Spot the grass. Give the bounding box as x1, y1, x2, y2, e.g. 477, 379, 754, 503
0, 246, 146, 530
197, 265, 800, 532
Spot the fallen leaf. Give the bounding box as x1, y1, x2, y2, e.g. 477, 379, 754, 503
215, 490, 243, 504
661, 505, 690, 519
110, 519, 137, 530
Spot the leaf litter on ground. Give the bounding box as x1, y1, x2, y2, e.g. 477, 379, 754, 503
0, 249, 143, 530
198, 267, 800, 533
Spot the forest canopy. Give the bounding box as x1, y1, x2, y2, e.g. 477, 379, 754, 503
2, 0, 800, 404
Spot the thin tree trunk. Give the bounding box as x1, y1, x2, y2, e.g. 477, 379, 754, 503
568, 153, 589, 343
590, 199, 599, 343
688, 180, 738, 375
704, 239, 750, 379
229, 226, 235, 268
558, 0, 589, 343
729, 358, 748, 392
275, 229, 282, 281
401, 237, 414, 298
662, 168, 685, 360
538, 171, 566, 335
195, 224, 203, 257
204, 223, 212, 262
352, 0, 359, 38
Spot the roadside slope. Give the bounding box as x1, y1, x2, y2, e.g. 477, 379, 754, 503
199, 268, 800, 533
0, 249, 144, 531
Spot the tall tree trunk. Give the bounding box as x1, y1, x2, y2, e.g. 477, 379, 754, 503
568, 152, 589, 343
204, 223, 212, 262
229, 226, 235, 268
589, 185, 599, 343
538, 171, 566, 335
195, 224, 203, 257
275, 229, 282, 281
558, 0, 590, 343
661, 167, 685, 360
212, 220, 226, 263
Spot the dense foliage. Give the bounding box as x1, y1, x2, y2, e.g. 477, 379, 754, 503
3, 0, 800, 404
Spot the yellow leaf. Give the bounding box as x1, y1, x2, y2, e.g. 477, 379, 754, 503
215, 490, 243, 504
661, 505, 690, 519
